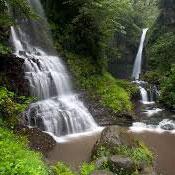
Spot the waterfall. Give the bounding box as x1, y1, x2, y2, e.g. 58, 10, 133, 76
10, 0, 98, 137
132, 28, 148, 80
139, 86, 148, 102
132, 28, 149, 103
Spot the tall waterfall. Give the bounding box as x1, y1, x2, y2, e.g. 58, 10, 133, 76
132, 28, 148, 80
10, 0, 98, 136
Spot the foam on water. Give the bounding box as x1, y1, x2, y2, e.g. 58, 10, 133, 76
130, 119, 175, 133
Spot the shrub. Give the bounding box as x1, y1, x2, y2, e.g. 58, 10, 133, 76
52, 162, 76, 175
0, 86, 33, 125
0, 127, 49, 175
142, 71, 161, 85
0, 43, 11, 55
66, 52, 133, 113
80, 163, 96, 175
159, 65, 175, 109
114, 143, 153, 166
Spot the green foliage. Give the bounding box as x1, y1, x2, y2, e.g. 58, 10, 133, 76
0, 43, 11, 55
0, 127, 49, 175
52, 162, 96, 175
94, 73, 133, 112
41, 0, 158, 67
94, 143, 153, 173
142, 71, 161, 85
0, 87, 33, 126
0, 0, 37, 29
115, 143, 153, 167
80, 163, 96, 175
66, 52, 133, 113
159, 65, 175, 109
94, 146, 111, 159
52, 162, 75, 175
148, 32, 175, 73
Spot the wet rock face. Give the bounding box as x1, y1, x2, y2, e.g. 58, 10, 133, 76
15, 125, 56, 156
109, 155, 135, 174
79, 91, 135, 127
0, 54, 29, 96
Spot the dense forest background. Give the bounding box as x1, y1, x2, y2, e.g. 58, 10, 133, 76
0, 0, 175, 112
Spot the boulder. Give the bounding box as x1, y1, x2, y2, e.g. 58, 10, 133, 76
109, 155, 135, 174
15, 125, 56, 156
92, 126, 136, 157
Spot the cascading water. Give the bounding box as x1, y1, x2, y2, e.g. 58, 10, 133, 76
132, 28, 150, 103
139, 86, 148, 103
10, 0, 98, 137
130, 29, 175, 133
132, 28, 148, 80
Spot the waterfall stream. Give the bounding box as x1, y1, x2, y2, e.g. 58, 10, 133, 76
10, 0, 98, 137
131, 29, 175, 133
132, 28, 148, 80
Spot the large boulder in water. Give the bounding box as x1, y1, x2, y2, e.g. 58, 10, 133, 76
92, 126, 136, 156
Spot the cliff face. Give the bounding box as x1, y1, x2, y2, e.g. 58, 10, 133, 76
108, 36, 137, 80
0, 54, 29, 96
159, 0, 175, 27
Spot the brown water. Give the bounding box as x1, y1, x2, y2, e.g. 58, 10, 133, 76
47, 131, 101, 169
133, 131, 175, 175
46, 128, 175, 175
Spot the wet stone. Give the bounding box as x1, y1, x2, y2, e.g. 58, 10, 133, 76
109, 155, 135, 174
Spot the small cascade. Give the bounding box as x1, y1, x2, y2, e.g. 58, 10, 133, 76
10, 0, 98, 137
139, 86, 148, 103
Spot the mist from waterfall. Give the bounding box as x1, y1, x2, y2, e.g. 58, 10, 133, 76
10, 0, 98, 137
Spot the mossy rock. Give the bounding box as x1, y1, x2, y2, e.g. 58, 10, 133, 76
108, 155, 135, 175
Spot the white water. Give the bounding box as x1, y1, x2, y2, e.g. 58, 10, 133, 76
10, 0, 98, 137
139, 86, 148, 103
132, 29, 150, 103
132, 28, 148, 80
130, 119, 175, 134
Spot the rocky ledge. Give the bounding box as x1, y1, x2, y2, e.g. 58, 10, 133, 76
79, 91, 136, 127
0, 54, 29, 95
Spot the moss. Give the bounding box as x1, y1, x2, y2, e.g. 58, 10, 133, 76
65, 52, 134, 113
0, 127, 49, 175
0, 43, 11, 55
